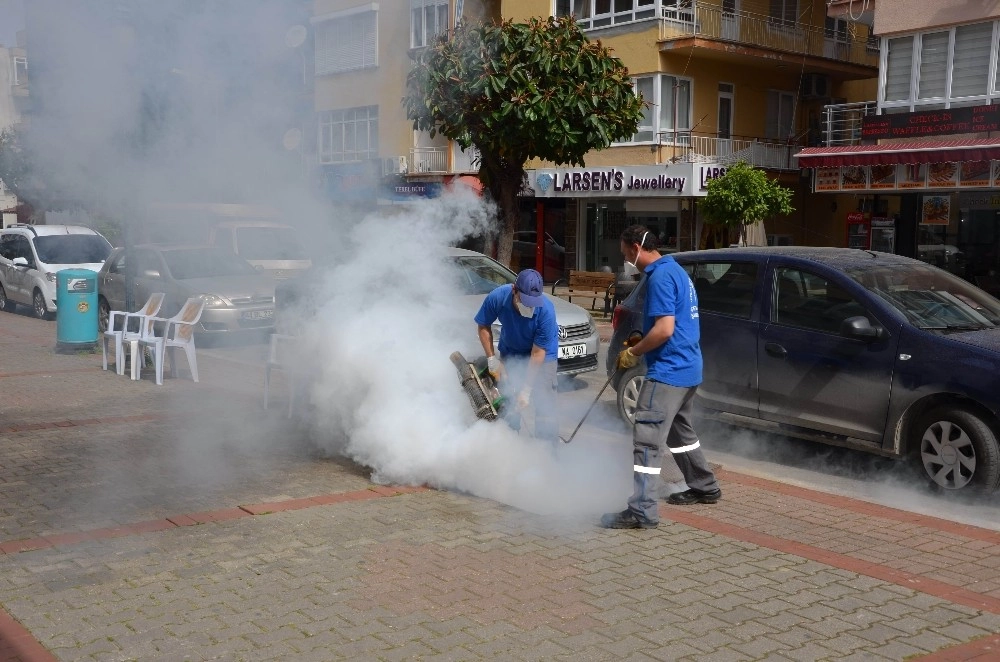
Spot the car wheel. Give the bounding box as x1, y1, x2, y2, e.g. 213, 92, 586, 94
0, 284, 12, 313
616, 366, 646, 425
98, 298, 110, 334
33, 289, 51, 320
914, 407, 1000, 492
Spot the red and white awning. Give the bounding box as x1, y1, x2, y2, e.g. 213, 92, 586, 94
795, 139, 1000, 168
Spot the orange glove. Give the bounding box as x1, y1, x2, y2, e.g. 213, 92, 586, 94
616, 347, 639, 370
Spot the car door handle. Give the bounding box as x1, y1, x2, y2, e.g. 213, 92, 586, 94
764, 342, 787, 358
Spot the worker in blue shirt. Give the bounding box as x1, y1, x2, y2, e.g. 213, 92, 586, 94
475, 268, 559, 441
601, 225, 721, 530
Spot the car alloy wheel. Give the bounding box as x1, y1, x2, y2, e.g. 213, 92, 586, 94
616, 366, 646, 425
0, 285, 10, 312
917, 407, 1000, 492
33, 289, 49, 320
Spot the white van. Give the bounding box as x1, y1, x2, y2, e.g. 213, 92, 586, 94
0, 224, 114, 319
207, 220, 311, 280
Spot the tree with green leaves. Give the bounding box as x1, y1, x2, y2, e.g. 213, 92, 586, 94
404, 15, 643, 268
699, 161, 794, 247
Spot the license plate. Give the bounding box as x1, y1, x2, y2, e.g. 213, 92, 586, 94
241, 309, 274, 320
558, 343, 587, 359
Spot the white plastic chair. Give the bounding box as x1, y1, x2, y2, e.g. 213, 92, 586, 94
263, 333, 301, 417
137, 297, 206, 386
101, 292, 166, 379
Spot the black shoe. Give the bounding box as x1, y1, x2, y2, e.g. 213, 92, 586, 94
666, 488, 722, 505
599, 509, 658, 529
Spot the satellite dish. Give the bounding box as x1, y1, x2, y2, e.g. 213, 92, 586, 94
285, 25, 307, 49
282, 128, 302, 151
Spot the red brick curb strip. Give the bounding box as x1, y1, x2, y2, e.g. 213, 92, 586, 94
912, 633, 1000, 661
0, 485, 429, 555
717, 468, 1000, 545
0, 609, 57, 662
0, 413, 163, 435
660, 504, 1000, 616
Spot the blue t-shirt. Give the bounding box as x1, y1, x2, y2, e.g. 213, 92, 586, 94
643, 255, 702, 387
474, 285, 558, 362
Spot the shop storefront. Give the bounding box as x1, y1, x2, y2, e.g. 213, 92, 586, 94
797, 134, 1000, 297
526, 163, 723, 274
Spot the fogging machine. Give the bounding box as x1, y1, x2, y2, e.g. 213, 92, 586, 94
450, 351, 507, 421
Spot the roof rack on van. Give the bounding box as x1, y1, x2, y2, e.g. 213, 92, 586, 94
8, 223, 37, 236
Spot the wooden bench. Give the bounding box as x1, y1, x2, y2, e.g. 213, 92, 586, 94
552, 270, 617, 314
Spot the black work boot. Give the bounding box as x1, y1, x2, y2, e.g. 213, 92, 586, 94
666, 488, 722, 505
599, 509, 658, 529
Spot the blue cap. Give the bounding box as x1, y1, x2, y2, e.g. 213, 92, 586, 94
514, 269, 545, 307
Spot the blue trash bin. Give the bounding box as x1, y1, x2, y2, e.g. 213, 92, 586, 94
56, 268, 98, 350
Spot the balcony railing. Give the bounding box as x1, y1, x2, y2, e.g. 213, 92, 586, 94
659, 4, 878, 69
409, 147, 449, 173
658, 132, 801, 171
821, 101, 878, 146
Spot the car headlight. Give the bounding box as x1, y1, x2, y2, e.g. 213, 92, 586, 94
46, 272, 57, 283
199, 294, 227, 308
588, 318, 597, 334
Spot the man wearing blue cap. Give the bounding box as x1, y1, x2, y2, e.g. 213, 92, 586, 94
474, 268, 559, 441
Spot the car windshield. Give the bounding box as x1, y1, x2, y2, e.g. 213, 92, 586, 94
448, 255, 516, 295
34, 235, 112, 264
235, 227, 307, 260
161, 248, 259, 280
846, 262, 1000, 330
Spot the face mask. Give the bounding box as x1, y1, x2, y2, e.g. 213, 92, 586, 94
624, 231, 649, 270
516, 301, 534, 318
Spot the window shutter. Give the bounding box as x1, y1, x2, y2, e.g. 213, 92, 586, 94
952, 22, 992, 97
315, 10, 377, 76
884, 36, 913, 102
918, 31, 949, 99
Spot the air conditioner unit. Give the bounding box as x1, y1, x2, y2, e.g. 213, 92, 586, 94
801, 73, 831, 100
382, 156, 408, 176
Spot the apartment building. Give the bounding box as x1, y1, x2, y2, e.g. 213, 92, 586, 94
799, 0, 1000, 295
0, 30, 27, 227
312, 1, 879, 274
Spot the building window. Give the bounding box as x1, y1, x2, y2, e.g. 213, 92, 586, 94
617, 74, 691, 144
319, 106, 379, 164
765, 90, 795, 140
555, 0, 658, 30
411, 0, 449, 48
314, 7, 378, 76
768, 0, 798, 28
881, 21, 999, 110
12, 56, 26, 85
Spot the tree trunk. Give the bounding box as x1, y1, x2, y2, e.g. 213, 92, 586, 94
487, 161, 524, 270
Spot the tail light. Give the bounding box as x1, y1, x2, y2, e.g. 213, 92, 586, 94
611, 303, 624, 331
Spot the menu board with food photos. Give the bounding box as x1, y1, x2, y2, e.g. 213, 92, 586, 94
921, 195, 951, 225
869, 164, 896, 189
810, 160, 1000, 192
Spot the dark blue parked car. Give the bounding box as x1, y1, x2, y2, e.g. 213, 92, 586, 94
609, 247, 1000, 494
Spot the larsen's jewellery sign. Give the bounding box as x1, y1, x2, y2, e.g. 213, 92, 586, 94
529, 164, 713, 198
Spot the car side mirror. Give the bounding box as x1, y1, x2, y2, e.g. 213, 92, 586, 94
841, 315, 885, 342
12, 256, 28, 267
142, 269, 161, 279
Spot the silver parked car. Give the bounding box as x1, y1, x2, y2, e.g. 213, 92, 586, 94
274, 247, 600, 376
97, 245, 276, 335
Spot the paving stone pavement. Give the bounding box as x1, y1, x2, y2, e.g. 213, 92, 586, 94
1, 309, 999, 661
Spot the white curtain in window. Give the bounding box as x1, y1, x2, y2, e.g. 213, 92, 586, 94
918, 32, 948, 99
952, 22, 993, 97
884, 36, 913, 102
766, 90, 794, 140
659, 75, 691, 133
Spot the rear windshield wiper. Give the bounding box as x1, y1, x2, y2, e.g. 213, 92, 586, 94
921, 323, 991, 331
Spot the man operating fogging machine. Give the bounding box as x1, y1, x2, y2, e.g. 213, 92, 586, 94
474, 269, 559, 442
601, 225, 722, 530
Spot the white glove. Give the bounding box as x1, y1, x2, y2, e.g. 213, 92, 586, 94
487, 355, 503, 379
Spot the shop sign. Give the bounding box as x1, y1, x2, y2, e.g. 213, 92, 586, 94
957, 191, 1000, 209
529, 163, 708, 198
861, 105, 1000, 140
812, 160, 1000, 193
